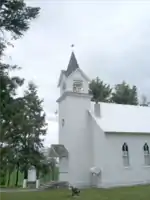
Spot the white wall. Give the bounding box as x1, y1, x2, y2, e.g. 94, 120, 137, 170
58, 93, 92, 187
58, 68, 91, 187
89, 114, 107, 187
59, 72, 150, 188
101, 133, 150, 187
60, 74, 66, 95
58, 97, 70, 182
59, 157, 69, 182
59, 96, 150, 188
28, 169, 36, 182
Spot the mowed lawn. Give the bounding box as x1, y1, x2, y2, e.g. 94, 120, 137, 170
1, 185, 150, 200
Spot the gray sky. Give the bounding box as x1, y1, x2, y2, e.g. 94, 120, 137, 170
5, 0, 150, 147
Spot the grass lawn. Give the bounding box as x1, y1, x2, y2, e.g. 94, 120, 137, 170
1, 185, 150, 200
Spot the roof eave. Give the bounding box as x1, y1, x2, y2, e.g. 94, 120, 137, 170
50, 144, 69, 158
78, 68, 91, 82
57, 71, 66, 87
66, 68, 91, 82
105, 131, 150, 135
49, 147, 59, 158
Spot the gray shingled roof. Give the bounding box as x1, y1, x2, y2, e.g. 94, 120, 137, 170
49, 144, 68, 158
62, 52, 79, 77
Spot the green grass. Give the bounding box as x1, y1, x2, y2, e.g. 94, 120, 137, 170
1, 185, 150, 200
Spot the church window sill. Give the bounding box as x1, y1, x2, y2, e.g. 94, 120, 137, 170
123, 166, 131, 170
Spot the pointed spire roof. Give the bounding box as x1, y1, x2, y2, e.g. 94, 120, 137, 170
58, 51, 90, 87
64, 52, 79, 77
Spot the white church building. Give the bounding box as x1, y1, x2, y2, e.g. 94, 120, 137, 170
50, 52, 150, 188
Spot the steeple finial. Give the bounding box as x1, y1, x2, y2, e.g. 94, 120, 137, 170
71, 44, 75, 51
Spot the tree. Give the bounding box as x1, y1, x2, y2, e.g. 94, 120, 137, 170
0, 0, 40, 54
89, 77, 112, 103
0, 74, 47, 188
140, 95, 150, 107
6, 153, 15, 186
17, 82, 47, 188
46, 157, 57, 181
111, 81, 138, 105
0, 0, 40, 186
49, 158, 57, 181
0, 0, 40, 133
39, 156, 57, 182
34, 155, 52, 188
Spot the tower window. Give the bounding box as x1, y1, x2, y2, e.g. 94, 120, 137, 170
62, 119, 65, 127
73, 80, 83, 93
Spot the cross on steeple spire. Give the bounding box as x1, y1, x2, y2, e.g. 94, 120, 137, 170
71, 44, 74, 48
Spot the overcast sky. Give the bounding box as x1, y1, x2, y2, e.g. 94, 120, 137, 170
5, 0, 150, 147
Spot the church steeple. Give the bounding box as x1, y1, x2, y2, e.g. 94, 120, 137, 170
58, 50, 90, 95
65, 52, 79, 77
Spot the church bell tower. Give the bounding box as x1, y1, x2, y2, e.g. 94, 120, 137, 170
56, 50, 92, 187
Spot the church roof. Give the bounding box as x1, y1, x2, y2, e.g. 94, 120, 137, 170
49, 144, 68, 158
90, 102, 150, 134
62, 52, 79, 77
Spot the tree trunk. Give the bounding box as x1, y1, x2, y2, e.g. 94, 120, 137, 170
36, 169, 39, 179
7, 171, 11, 186
23, 169, 28, 188
24, 169, 28, 179
15, 163, 19, 187
36, 169, 40, 189
52, 166, 55, 181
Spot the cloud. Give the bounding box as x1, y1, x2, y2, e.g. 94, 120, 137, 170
4, 1, 150, 146
42, 120, 58, 147
47, 113, 58, 122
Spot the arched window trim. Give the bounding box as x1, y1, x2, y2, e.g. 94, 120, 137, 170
62, 119, 65, 127
143, 143, 149, 154
122, 143, 128, 151
143, 143, 150, 166
122, 143, 130, 167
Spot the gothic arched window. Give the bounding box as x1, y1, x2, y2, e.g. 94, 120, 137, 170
143, 143, 150, 166
122, 143, 130, 166
62, 119, 65, 127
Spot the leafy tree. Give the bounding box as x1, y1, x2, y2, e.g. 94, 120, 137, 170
0, 0, 40, 186
111, 81, 138, 105
49, 158, 57, 181
6, 156, 15, 186
17, 82, 47, 187
0, 0, 40, 135
4, 83, 47, 188
89, 77, 112, 103
35, 156, 51, 181
0, 0, 40, 53
45, 157, 57, 181
140, 95, 150, 107
0, 95, 26, 186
